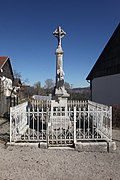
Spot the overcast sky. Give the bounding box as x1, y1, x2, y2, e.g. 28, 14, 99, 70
0, 0, 120, 87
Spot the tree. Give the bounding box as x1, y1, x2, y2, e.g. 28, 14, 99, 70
34, 81, 42, 95
13, 70, 29, 85
44, 79, 54, 89
44, 79, 54, 95
13, 70, 22, 79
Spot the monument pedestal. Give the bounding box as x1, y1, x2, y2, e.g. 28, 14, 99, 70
55, 87, 70, 99
50, 97, 71, 130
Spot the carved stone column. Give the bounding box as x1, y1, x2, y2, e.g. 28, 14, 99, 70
53, 26, 69, 99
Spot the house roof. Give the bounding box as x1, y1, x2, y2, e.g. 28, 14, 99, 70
0, 56, 14, 80
20, 85, 30, 91
0, 56, 8, 69
86, 23, 120, 80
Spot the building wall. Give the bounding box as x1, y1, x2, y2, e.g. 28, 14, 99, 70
0, 76, 13, 116
1, 76, 12, 96
92, 73, 120, 105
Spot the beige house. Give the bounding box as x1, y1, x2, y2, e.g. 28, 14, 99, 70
0, 56, 17, 116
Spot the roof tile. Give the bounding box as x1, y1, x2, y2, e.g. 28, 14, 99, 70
0, 56, 8, 68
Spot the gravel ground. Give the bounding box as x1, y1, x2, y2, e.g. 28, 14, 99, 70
0, 118, 120, 180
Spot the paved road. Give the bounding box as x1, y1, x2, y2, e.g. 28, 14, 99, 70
0, 118, 120, 180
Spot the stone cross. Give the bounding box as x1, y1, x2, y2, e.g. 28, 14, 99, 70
53, 26, 66, 47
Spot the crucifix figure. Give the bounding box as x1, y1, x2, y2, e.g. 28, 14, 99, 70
53, 26, 66, 47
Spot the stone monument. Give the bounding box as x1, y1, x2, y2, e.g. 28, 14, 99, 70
49, 26, 70, 130
53, 26, 70, 99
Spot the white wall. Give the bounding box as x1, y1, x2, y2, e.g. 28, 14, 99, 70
92, 74, 120, 105
1, 76, 12, 96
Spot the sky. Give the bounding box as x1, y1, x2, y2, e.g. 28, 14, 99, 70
0, 0, 120, 88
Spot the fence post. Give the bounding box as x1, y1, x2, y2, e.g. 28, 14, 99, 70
10, 107, 12, 143
110, 106, 112, 141
74, 106, 76, 144
46, 107, 49, 147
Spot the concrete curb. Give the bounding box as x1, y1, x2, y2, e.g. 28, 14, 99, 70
7, 141, 116, 152
75, 141, 116, 152
7, 142, 39, 148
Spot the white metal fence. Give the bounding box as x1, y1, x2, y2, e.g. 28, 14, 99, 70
75, 100, 112, 142
10, 102, 28, 142
10, 100, 112, 145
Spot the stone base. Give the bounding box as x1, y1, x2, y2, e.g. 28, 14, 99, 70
7, 142, 39, 148
107, 141, 116, 152
39, 142, 48, 149
75, 141, 116, 152
55, 89, 70, 99
50, 98, 70, 130
51, 97, 68, 107
7, 142, 48, 149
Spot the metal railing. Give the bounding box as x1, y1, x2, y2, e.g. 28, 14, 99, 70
10, 102, 28, 142
88, 101, 112, 141
10, 100, 112, 144
31, 99, 51, 109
